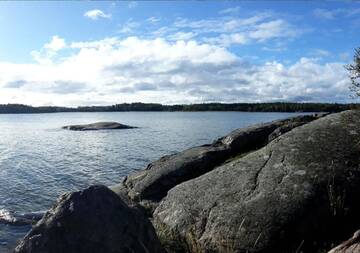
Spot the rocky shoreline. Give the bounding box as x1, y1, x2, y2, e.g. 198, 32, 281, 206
13, 110, 360, 253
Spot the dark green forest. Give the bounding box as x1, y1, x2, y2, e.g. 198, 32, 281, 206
0, 102, 357, 114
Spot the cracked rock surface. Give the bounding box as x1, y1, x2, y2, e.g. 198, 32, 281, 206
153, 110, 360, 253
119, 114, 325, 212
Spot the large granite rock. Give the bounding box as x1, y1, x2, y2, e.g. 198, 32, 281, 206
62, 122, 135, 131
153, 110, 360, 253
14, 185, 163, 253
121, 113, 326, 211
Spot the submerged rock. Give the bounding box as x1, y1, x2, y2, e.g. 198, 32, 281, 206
121, 113, 326, 211
62, 122, 136, 131
153, 110, 360, 253
14, 185, 163, 253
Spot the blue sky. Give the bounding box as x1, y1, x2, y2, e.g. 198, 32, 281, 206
0, 1, 359, 106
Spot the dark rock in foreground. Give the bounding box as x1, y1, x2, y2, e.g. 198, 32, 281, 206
62, 122, 136, 131
121, 113, 326, 211
153, 110, 360, 253
14, 185, 163, 253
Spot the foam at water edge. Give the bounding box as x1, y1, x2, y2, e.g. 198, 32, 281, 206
0, 209, 17, 224
0, 209, 44, 226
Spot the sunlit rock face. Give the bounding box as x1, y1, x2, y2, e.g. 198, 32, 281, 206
153, 110, 360, 253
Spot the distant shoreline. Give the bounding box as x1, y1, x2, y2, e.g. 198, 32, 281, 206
0, 102, 357, 114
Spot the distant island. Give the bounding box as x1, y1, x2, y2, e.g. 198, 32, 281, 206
0, 102, 357, 114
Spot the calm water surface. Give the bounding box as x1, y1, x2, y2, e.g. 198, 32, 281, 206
0, 111, 308, 251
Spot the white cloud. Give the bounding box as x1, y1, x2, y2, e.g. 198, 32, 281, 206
310, 49, 331, 58
203, 19, 298, 46
84, 9, 111, 20
44, 36, 66, 51
219, 6, 241, 15
313, 8, 360, 20
30, 36, 67, 64
118, 20, 140, 34
173, 13, 272, 33
147, 16, 161, 24
248, 19, 297, 41
0, 11, 350, 106
170, 14, 301, 46
205, 33, 248, 46
168, 32, 197, 41
0, 36, 352, 106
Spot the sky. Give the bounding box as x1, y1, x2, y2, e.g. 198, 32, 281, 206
0, 1, 359, 106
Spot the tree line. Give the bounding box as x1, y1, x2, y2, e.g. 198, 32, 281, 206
0, 102, 357, 114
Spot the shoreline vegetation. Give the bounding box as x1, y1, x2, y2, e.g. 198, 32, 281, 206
0, 102, 358, 114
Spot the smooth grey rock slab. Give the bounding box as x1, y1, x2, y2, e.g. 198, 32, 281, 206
62, 122, 136, 131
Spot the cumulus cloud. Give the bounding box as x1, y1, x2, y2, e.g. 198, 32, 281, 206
30, 36, 67, 64
44, 36, 66, 51
84, 9, 111, 20
0, 35, 352, 106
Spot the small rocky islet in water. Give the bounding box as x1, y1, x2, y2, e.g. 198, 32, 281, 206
14, 111, 360, 253
62, 121, 136, 131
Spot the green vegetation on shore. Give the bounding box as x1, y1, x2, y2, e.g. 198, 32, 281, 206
0, 102, 357, 114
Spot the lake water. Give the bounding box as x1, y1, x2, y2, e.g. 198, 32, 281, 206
0, 111, 308, 251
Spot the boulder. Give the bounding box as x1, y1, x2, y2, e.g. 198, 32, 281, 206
153, 110, 360, 253
328, 230, 360, 253
14, 185, 163, 253
122, 113, 326, 211
62, 122, 136, 131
